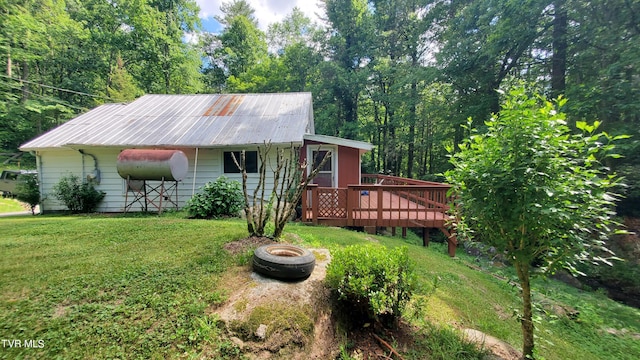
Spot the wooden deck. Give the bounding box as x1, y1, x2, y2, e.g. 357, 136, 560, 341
302, 174, 458, 256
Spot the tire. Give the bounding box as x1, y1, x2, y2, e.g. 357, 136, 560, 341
253, 244, 316, 280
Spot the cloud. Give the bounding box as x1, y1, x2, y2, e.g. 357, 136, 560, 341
194, 0, 324, 30
196, 0, 224, 19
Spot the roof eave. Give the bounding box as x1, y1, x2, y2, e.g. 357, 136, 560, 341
303, 134, 374, 152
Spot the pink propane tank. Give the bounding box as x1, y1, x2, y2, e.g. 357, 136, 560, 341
117, 149, 188, 181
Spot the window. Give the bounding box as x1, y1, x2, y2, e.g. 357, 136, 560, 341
312, 150, 332, 172
224, 151, 258, 173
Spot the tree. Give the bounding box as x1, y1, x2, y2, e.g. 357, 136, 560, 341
106, 56, 143, 102
232, 144, 330, 239
201, 6, 267, 92
15, 173, 39, 214
267, 7, 316, 53
215, 0, 257, 27
445, 87, 626, 359
320, 0, 374, 139
433, 0, 550, 146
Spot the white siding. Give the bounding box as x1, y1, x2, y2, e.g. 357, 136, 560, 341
37, 149, 83, 211
36, 146, 293, 213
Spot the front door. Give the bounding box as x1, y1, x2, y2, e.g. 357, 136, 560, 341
309, 147, 336, 187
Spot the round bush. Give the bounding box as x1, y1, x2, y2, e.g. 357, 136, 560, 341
52, 173, 105, 213
326, 244, 415, 327
185, 176, 244, 219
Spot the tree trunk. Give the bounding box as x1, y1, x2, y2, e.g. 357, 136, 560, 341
551, 0, 567, 98
21, 60, 29, 103
6, 47, 11, 77
407, 66, 417, 178
515, 261, 535, 359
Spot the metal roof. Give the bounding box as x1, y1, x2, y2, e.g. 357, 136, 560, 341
20, 93, 316, 151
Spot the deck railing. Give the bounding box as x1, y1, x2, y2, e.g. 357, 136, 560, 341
302, 178, 451, 228
301, 175, 457, 256
361, 173, 450, 187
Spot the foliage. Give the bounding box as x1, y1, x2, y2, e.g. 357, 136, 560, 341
185, 176, 244, 219
51, 173, 105, 213
1, 0, 639, 186
14, 173, 39, 214
0, 216, 245, 359
1, 217, 639, 359
445, 86, 627, 358
106, 56, 144, 102
326, 244, 416, 327
408, 324, 490, 360
0, 0, 203, 153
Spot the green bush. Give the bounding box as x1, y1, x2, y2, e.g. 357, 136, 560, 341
326, 244, 416, 327
52, 173, 105, 213
185, 176, 244, 219
15, 174, 40, 214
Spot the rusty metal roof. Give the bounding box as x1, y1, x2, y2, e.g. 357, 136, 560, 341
20, 93, 315, 150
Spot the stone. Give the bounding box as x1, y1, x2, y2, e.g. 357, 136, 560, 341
256, 324, 268, 340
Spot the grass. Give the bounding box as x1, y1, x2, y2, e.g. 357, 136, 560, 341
0, 198, 25, 213
0, 215, 639, 359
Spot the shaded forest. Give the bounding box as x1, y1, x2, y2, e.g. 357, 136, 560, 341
1, 0, 639, 213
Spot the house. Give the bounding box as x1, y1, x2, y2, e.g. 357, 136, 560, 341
19, 93, 374, 213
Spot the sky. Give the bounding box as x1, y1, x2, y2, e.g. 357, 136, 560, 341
194, 0, 325, 32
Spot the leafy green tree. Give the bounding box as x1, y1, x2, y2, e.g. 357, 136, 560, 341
319, 0, 374, 139
267, 7, 316, 54
201, 1, 268, 92
220, 15, 268, 78
15, 173, 39, 215
215, 0, 257, 27
125, 0, 203, 94
433, 0, 549, 146
445, 87, 626, 359
107, 56, 143, 102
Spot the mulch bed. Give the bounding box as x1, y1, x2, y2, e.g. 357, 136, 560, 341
223, 236, 276, 255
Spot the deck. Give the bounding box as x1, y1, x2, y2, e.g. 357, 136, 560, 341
302, 174, 458, 256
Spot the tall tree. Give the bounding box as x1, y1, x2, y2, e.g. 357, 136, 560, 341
215, 0, 257, 27
433, 0, 550, 146
267, 7, 316, 54
320, 0, 374, 139
550, 0, 567, 97
201, 1, 267, 92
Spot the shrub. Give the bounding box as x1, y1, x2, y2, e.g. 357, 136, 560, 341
52, 173, 105, 213
326, 244, 416, 327
185, 176, 243, 219
15, 174, 40, 214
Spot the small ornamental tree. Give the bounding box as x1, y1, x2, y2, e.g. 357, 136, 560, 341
445, 87, 627, 359
15, 174, 40, 215
232, 142, 330, 239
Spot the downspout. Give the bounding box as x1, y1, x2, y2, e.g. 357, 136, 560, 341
78, 149, 100, 184
192, 147, 199, 196
34, 151, 44, 213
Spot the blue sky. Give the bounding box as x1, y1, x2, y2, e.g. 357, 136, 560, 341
194, 0, 324, 32
200, 17, 224, 33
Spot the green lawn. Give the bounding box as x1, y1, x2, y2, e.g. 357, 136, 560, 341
1, 215, 638, 359
0, 198, 25, 213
